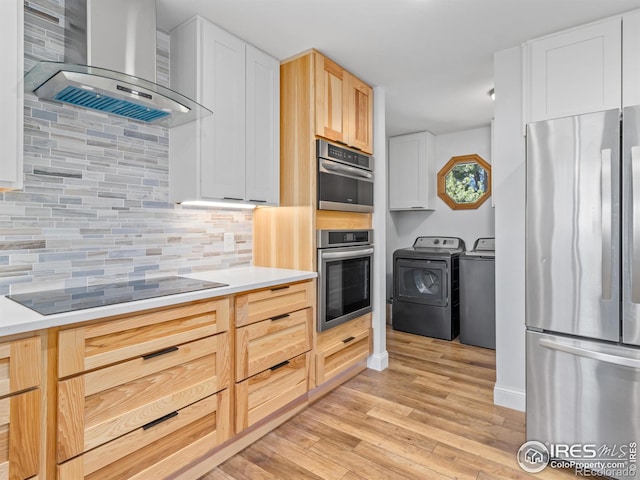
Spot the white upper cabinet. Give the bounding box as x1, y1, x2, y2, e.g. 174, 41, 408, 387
623, 10, 640, 107
169, 17, 279, 206
525, 17, 621, 123
245, 45, 280, 205
0, 1, 23, 191
388, 131, 436, 211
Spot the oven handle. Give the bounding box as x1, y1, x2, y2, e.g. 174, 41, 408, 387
320, 248, 374, 260
320, 159, 374, 181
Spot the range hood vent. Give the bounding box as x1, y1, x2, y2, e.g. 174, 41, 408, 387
23, 0, 211, 127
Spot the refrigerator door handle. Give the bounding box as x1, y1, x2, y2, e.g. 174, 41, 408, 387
601, 148, 612, 300
539, 338, 640, 369
632, 146, 640, 303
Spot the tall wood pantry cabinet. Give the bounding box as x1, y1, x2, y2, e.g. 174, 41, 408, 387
0, 1, 23, 191
169, 16, 280, 206
253, 49, 374, 395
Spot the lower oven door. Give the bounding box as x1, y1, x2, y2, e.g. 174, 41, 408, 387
318, 245, 373, 332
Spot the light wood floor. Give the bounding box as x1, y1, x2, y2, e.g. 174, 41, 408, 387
200, 327, 576, 479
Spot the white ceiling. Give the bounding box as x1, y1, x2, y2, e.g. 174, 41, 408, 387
156, 0, 640, 137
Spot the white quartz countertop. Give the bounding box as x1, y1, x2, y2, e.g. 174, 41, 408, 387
0, 266, 316, 337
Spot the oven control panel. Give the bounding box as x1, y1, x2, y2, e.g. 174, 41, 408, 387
317, 229, 373, 248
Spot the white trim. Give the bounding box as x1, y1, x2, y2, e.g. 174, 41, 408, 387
494, 384, 526, 412
367, 351, 389, 371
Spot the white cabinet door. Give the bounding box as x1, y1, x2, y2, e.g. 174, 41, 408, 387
526, 17, 621, 123
0, 1, 23, 191
388, 132, 435, 211
169, 17, 280, 207
245, 45, 280, 206
200, 21, 246, 201
623, 10, 640, 107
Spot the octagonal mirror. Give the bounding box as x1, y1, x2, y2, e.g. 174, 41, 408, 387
437, 154, 491, 210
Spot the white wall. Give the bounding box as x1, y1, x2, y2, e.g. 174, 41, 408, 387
386, 126, 495, 299
493, 46, 526, 411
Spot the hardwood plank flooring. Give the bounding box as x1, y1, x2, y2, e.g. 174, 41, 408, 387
200, 327, 577, 479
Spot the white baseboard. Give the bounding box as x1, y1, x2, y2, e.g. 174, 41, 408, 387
367, 351, 389, 371
494, 384, 525, 412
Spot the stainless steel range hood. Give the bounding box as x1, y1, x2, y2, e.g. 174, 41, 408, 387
23, 0, 211, 127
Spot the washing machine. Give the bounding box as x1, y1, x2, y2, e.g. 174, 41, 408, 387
392, 236, 465, 340
459, 237, 495, 349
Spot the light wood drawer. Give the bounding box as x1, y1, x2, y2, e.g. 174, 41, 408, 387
57, 390, 231, 480
57, 333, 229, 463
235, 280, 314, 327
236, 308, 312, 381
58, 297, 230, 378
0, 389, 40, 480
316, 314, 371, 385
236, 352, 309, 432
0, 336, 40, 397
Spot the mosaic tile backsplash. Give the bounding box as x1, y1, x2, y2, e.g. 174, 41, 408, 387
0, 1, 254, 295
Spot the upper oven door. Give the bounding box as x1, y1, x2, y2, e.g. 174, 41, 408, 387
317, 245, 373, 332
318, 158, 374, 213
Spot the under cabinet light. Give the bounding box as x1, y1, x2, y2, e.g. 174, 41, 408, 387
180, 200, 257, 210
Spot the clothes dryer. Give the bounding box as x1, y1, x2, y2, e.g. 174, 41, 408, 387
392, 237, 465, 340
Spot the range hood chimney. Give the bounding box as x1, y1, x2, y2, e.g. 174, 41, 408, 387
24, 0, 211, 127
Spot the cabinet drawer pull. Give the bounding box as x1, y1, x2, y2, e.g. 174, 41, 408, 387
142, 411, 178, 430
223, 196, 243, 201
270, 360, 290, 371
142, 346, 179, 360
249, 199, 267, 203
342, 336, 356, 344
270, 285, 290, 292
271, 314, 290, 321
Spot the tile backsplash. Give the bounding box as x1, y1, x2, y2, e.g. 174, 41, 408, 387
0, 1, 253, 295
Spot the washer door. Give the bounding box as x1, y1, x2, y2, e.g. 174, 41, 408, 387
394, 258, 448, 306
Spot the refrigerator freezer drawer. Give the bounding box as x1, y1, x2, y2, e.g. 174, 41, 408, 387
527, 331, 640, 479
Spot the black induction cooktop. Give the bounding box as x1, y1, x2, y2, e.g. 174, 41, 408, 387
7, 276, 228, 315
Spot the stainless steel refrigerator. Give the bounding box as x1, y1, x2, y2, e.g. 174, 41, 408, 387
526, 107, 640, 478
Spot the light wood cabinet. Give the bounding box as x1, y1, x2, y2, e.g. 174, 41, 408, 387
57, 391, 230, 480
56, 300, 231, 478
0, 0, 23, 191
235, 281, 315, 328
316, 314, 371, 386
0, 336, 41, 397
253, 50, 373, 274
234, 280, 314, 432
314, 53, 373, 154
0, 335, 42, 480
58, 298, 228, 378
169, 16, 280, 206
388, 131, 436, 211
346, 73, 373, 154
236, 308, 313, 381
525, 16, 621, 123
0, 389, 41, 480
235, 352, 310, 431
